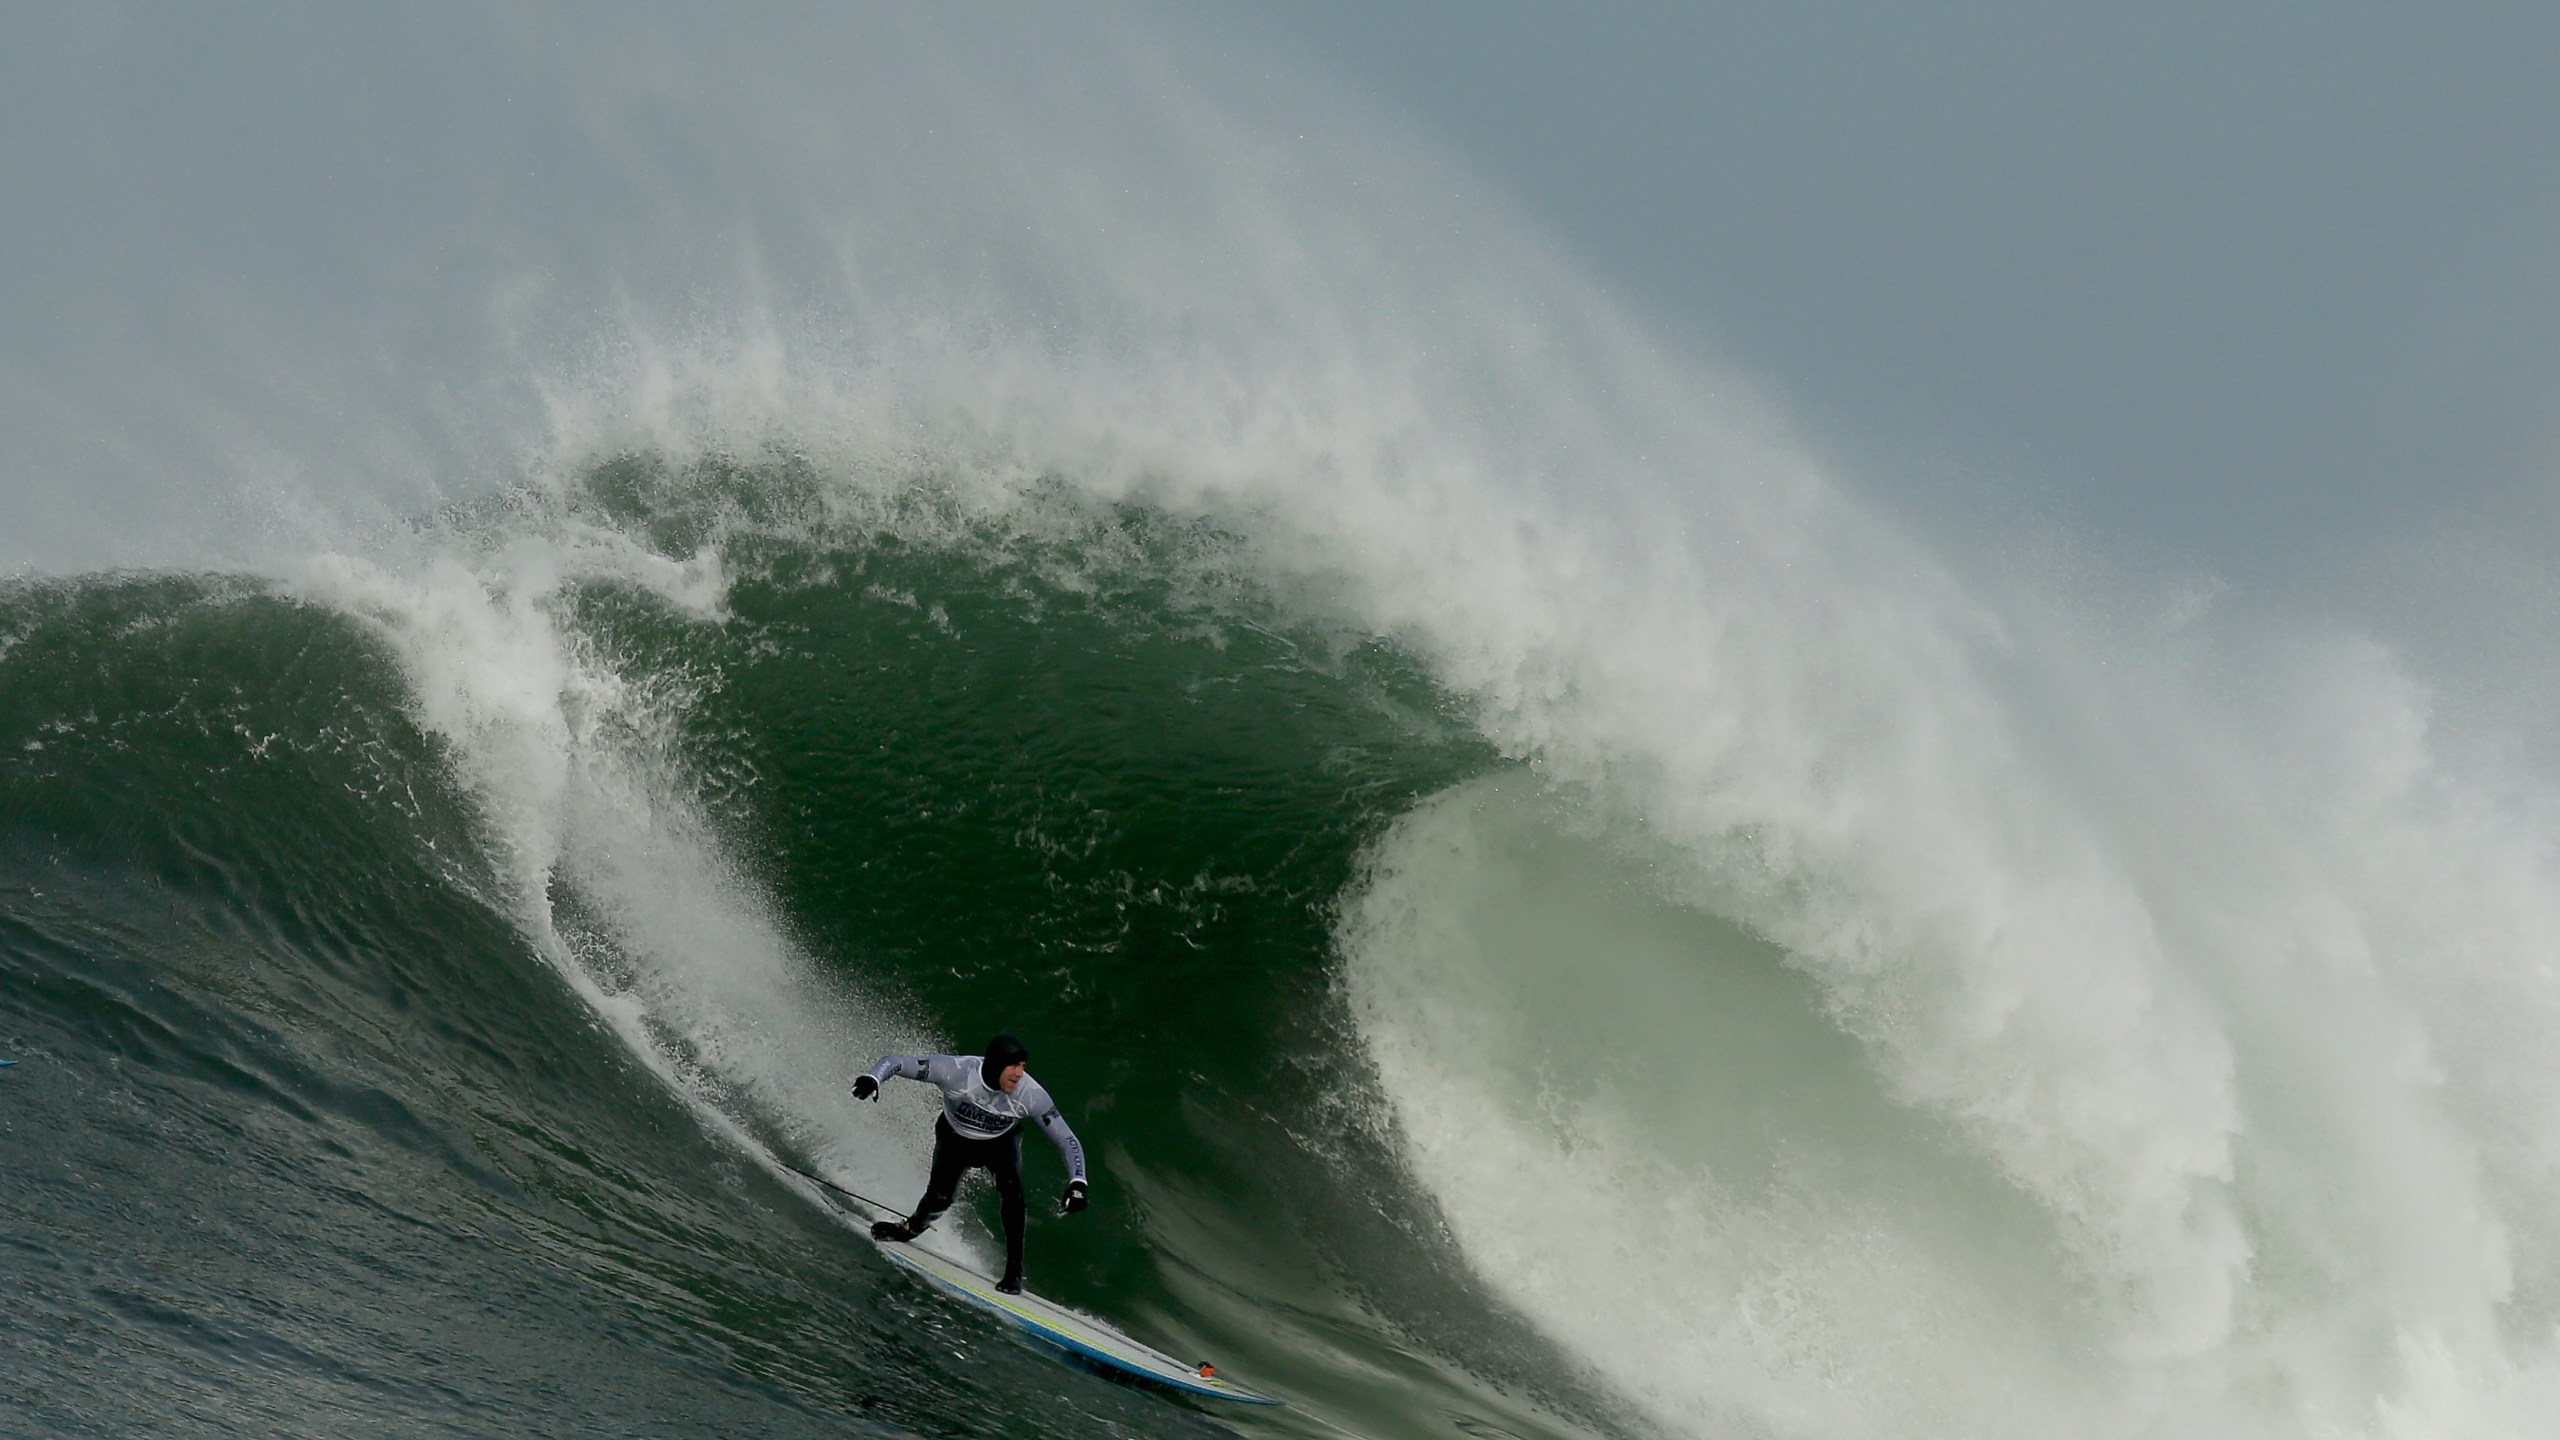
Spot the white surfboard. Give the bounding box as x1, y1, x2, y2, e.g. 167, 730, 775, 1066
873, 1237, 1280, 1406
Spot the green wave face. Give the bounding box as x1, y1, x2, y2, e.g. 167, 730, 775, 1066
0, 458, 1635, 1440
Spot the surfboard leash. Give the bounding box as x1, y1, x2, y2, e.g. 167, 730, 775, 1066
776, 1159, 909, 1221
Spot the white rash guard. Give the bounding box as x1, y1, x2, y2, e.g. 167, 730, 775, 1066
865, 1054, 1088, 1183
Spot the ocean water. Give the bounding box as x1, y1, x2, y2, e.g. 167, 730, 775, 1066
10, 8, 2560, 1439
0, 474, 1622, 1440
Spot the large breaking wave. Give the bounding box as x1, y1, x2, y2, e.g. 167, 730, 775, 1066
9, 7, 2560, 1440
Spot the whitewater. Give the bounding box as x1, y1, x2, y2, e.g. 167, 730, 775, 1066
8, 7, 2560, 1439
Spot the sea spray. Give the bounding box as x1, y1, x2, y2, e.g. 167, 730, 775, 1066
278, 500, 956, 1239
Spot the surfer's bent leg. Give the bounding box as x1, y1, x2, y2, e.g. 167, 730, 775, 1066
900, 1116, 975, 1234
991, 1131, 1027, 1289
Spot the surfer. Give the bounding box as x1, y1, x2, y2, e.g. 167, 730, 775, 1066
853, 1033, 1089, 1293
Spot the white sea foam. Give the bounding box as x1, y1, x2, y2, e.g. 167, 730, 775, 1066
1317, 546, 2560, 1440
278, 516, 971, 1258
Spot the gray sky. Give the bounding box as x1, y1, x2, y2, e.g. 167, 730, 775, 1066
1228, 1, 2560, 574
7, 3, 2560, 598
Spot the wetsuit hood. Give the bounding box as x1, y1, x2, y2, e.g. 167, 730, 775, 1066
981, 1033, 1030, 1089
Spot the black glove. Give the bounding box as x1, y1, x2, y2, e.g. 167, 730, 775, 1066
852, 1074, 880, 1101
1061, 1179, 1089, 1214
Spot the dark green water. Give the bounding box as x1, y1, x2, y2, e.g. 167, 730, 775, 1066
0, 461, 1640, 1440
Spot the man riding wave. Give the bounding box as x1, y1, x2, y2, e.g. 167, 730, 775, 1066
853, 1033, 1088, 1293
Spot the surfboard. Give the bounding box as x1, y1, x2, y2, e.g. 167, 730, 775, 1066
872, 1237, 1281, 1406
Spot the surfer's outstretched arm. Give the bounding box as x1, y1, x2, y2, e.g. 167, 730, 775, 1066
1030, 1099, 1087, 1184
853, 1053, 957, 1099
866, 1054, 938, 1085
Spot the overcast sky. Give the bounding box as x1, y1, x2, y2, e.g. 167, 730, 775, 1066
7, 3, 2559, 597
1227, 2, 2560, 574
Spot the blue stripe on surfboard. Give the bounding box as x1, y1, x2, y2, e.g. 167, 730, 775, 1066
875, 1244, 1280, 1405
